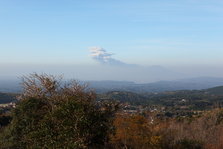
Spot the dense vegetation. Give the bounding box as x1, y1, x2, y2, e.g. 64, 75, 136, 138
1, 74, 223, 148
110, 109, 223, 149
0, 74, 117, 149
99, 88, 223, 110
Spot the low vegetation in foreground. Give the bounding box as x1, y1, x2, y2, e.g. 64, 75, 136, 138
1, 74, 223, 149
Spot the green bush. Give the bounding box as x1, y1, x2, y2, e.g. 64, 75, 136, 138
0, 74, 117, 149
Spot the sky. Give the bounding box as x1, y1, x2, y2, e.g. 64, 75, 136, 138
0, 0, 223, 82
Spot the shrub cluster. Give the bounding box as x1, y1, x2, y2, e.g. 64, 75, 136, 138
0, 74, 117, 149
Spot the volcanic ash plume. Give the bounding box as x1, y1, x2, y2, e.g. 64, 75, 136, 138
89, 47, 126, 65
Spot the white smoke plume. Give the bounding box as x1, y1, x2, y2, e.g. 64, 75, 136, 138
89, 47, 126, 65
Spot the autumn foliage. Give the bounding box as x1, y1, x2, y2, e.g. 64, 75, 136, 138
109, 109, 223, 149
1, 74, 223, 149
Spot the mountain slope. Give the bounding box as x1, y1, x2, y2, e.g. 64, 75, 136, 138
205, 86, 223, 95
0, 92, 17, 104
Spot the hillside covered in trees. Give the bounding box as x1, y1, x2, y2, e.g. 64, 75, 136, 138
98, 86, 223, 110
0, 93, 17, 104
1, 74, 223, 148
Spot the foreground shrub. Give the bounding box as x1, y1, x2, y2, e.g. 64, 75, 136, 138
0, 73, 117, 149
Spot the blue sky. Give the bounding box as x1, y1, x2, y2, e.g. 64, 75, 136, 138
0, 0, 223, 67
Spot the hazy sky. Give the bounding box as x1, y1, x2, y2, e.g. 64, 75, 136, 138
1, 0, 223, 81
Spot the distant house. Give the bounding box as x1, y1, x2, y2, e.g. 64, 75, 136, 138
181, 99, 187, 102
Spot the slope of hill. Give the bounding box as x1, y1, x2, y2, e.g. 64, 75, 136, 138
0, 92, 17, 104
98, 85, 223, 110
98, 91, 147, 105
205, 86, 223, 95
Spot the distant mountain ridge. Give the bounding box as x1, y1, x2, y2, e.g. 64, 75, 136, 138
0, 79, 21, 93
205, 86, 223, 95
88, 77, 223, 93
1, 76, 223, 93
1, 82, 223, 104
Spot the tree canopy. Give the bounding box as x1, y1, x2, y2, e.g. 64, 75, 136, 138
0, 73, 117, 149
